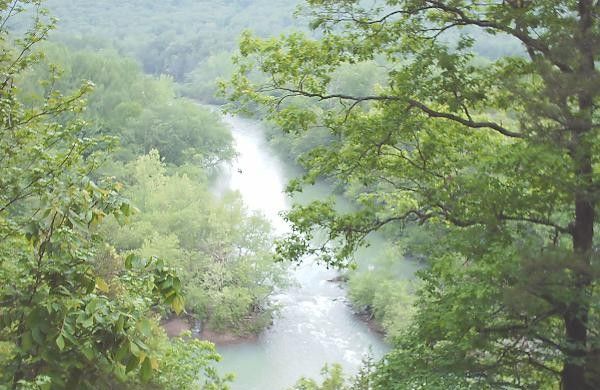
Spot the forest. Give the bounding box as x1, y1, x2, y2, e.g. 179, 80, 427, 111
0, 1, 598, 390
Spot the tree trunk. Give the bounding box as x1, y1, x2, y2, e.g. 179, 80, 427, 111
562, 2, 596, 388
562, 191, 593, 389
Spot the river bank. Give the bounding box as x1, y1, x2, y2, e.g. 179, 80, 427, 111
162, 316, 260, 345
161, 281, 388, 347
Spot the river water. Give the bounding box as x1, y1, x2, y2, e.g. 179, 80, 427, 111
214, 115, 413, 390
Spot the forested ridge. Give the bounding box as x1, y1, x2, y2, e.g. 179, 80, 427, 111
42, 0, 302, 102
0, 0, 598, 389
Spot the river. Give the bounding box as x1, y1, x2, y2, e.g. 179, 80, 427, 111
213, 114, 416, 390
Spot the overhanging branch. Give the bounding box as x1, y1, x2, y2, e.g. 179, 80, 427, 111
275, 87, 523, 138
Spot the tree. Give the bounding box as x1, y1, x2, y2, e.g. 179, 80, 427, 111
226, 1, 599, 388
0, 2, 207, 388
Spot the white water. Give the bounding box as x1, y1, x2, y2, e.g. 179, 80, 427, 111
214, 115, 401, 390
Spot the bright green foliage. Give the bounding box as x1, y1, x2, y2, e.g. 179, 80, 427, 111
290, 364, 349, 390
347, 259, 415, 340
102, 151, 287, 335
0, 2, 227, 388
226, 1, 600, 389
152, 333, 233, 390
289, 357, 376, 390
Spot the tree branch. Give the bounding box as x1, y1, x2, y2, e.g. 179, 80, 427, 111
275, 87, 523, 138
499, 214, 571, 235
424, 1, 574, 73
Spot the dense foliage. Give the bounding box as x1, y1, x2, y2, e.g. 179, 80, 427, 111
226, 1, 600, 389
346, 247, 415, 340
0, 1, 286, 388
102, 151, 287, 334
0, 1, 215, 388
5, 0, 599, 388
288, 357, 376, 390
20, 43, 234, 165
37, 0, 301, 103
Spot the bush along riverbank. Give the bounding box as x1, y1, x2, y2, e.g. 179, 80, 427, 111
100, 151, 288, 343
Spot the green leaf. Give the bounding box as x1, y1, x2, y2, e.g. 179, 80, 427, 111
125, 253, 135, 270
140, 355, 153, 382
115, 341, 129, 363
171, 295, 185, 315
56, 334, 65, 351
21, 332, 33, 351
125, 356, 139, 373
129, 339, 140, 356
32, 326, 45, 345
136, 318, 152, 337
82, 346, 95, 361
116, 314, 125, 333
95, 277, 109, 293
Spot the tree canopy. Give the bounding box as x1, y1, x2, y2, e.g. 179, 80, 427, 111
0, 2, 238, 388
226, 1, 600, 389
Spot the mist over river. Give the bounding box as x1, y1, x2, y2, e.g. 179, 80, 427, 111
211, 114, 418, 390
